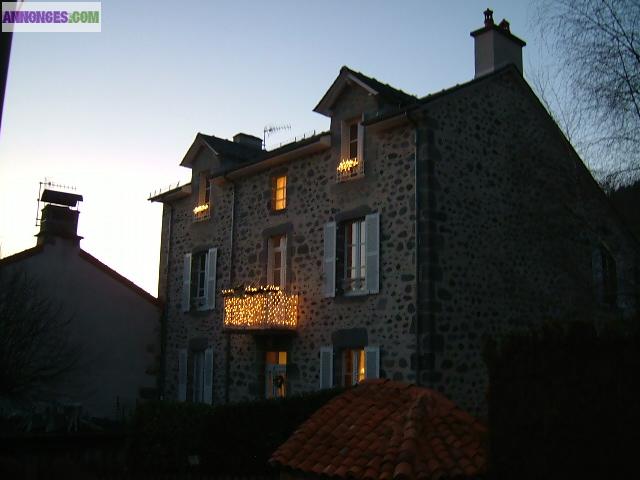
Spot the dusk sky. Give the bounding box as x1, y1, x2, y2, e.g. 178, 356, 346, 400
0, 0, 541, 295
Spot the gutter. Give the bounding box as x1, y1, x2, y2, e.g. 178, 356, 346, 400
224, 176, 236, 404
406, 111, 421, 386
160, 203, 173, 399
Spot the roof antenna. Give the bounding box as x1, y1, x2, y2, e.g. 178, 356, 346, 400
35, 178, 79, 227
263, 124, 291, 150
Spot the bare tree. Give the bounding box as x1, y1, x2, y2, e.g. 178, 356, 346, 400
0, 270, 79, 401
532, 0, 640, 187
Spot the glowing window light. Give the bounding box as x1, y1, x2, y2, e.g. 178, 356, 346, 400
336, 157, 364, 182
223, 285, 298, 331
193, 203, 211, 222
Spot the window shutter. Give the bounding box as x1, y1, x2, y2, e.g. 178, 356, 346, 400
319, 346, 333, 389
182, 254, 192, 312
352, 350, 360, 385
323, 222, 337, 297
364, 346, 380, 379
178, 349, 187, 402
206, 247, 217, 310
365, 213, 380, 294
204, 347, 213, 405
357, 122, 365, 165
282, 236, 288, 288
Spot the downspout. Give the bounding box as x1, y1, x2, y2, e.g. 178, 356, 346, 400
406, 112, 421, 385
224, 177, 236, 404
160, 203, 173, 400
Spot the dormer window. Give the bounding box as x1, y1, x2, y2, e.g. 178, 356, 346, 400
337, 117, 364, 182
193, 172, 211, 222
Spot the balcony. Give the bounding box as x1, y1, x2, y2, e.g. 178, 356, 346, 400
222, 285, 298, 332
336, 157, 364, 183
193, 203, 210, 222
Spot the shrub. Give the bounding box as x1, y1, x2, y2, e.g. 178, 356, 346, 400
129, 387, 343, 474
484, 321, 640, 479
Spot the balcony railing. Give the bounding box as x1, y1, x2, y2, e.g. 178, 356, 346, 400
193, 203, 210, 222
336, 157, 364, 183
222, 286, 298, 331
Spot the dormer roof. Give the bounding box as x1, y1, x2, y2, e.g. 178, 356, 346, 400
313, 66, 417, 117
180, 133, 264, 168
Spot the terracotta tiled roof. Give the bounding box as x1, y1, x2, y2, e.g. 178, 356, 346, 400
270, 380, 487, 480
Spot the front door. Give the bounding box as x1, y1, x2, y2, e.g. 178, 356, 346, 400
265, 351, 287, 398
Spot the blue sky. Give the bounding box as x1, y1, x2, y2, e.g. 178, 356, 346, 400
0, 0, 538, 295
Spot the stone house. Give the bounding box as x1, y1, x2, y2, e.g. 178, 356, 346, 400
150, 10, 639, 415
0, 189, 161, 420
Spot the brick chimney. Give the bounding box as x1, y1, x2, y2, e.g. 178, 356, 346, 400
233, 133, 263, 150
470, 8, 526, 78
36, 189, 83, 246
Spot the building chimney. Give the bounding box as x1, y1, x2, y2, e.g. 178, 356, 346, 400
470, 8, 526, 78
36, 189, 84, 246
233, 133, 263, 150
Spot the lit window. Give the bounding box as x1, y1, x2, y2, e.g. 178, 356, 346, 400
268, 234, 287, 288
342, 348, 365, 387
193, 172, 211, 221
337, 118, 364, 182
344, 219, 366, 293
272, 175, 287, 211
265, 351, 287, 398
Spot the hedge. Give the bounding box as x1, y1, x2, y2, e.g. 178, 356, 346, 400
484, 320, 640, 479
128, 387, 344, 475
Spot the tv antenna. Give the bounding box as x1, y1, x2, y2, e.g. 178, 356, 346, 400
35, 178, 79, 227
263, 124, 291, 150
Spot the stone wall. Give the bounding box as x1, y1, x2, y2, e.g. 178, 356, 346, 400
157, 68, 638, 415
414, 69, 639, 414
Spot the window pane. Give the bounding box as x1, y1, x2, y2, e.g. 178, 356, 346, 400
358, 349, 365, 382
349, 123, 358, 141
276, 176, 286, 189
349, 141, 358, 159
278, 351, 287, 365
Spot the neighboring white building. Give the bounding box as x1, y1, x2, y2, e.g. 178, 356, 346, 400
0, 189, 161, 420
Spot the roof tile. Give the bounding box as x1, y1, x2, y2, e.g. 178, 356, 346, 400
271, 380, 487, 479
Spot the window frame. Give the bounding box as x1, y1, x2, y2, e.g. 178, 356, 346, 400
271, 174, 287, 212
338, 116, 365, 182
193, 172, 212, 222
343, 218, 367, 295
267, 234, 287, 289
191, 251, 208, 310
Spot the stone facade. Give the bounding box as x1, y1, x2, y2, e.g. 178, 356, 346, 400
153, 65, 639, 416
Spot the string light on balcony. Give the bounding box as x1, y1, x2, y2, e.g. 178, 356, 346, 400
193, 204, 209, 215
222, 286, 298, 330
337, 157, 359, 173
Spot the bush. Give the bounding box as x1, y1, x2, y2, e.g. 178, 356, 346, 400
484, 321, 640, 479
129, 387, 343, 474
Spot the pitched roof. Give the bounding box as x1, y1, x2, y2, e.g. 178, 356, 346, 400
270, 379, 487, 480
0, 244, 161, 308
314, 66, 417, 116
180, 133, 264, 167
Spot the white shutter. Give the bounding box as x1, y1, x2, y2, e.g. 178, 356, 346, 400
206, 247, 217, 310
203, 347, 213, 404
365, 213, 380, 294
319, 346, 333, 389
364, 346, 380, 380
182, 254, 192, 312
282, 236, 287, 288
357, 122, 365, 165
323, 222, 337, 297
178, 349, 187, 402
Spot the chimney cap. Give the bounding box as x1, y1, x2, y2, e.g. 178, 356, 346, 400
41, 189, 83, 207
470, 12, 526, 47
